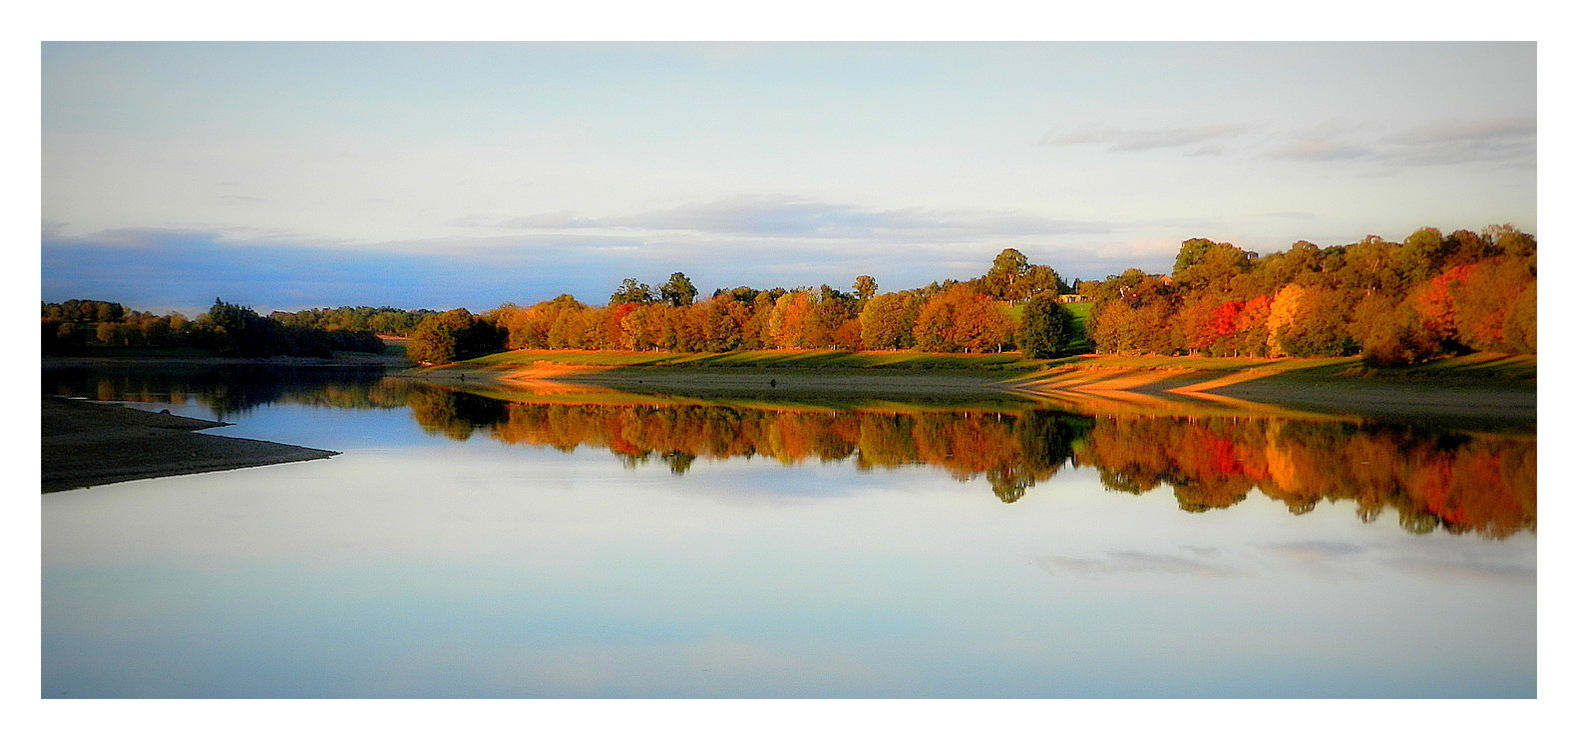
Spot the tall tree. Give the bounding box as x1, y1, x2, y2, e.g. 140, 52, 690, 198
852, 275, 878, 307
610, 278, 655, 305
1017, 294, 1073, 359
659, 272, 698, 307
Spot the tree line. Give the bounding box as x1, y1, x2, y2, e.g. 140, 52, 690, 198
42, 298, 386, 358
45, 223, 1535, 367
1081, 225, 1536, 365
402, 223, 1533, 367
406, 248, 1081, 363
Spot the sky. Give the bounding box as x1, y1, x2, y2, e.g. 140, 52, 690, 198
40, 40, 1538, 315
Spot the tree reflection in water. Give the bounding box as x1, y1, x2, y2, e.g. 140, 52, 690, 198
44, 368, 1535, 538
400, 383, 1532, 539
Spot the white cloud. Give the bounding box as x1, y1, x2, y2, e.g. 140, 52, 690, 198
1264, 140, 1375, 162
1040, 124, 1244, 152
492, 195, 1116, 242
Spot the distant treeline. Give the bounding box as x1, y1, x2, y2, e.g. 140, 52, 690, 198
269, 305, 439, 337
42, 298, 386, 358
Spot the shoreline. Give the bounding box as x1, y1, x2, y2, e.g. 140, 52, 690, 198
410, 354, 1536, 426
39, 352, 1535, 493
41, 396, 339, 494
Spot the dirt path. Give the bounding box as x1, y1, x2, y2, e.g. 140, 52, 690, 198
41, 396, 339, 494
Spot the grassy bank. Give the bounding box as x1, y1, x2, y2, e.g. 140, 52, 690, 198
417, 348, 1535, 425
441, 348, 1046, 373
1013, 352, 1534, 426
434, 347, 1534, 385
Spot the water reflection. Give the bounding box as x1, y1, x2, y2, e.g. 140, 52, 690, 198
42, 364, 404, 418
43, 368, 1536, 538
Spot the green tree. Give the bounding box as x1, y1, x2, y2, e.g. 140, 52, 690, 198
198, 298, 284, 357
659, 272, 698, 307
407, 308, 505, 365
1017, 294, 1073, 359
853, 275, 878, 307
1173, 240, 1252, 296
1172, 238, 1219, 276
974, 248, 1062, 303
610, 278, 655, 305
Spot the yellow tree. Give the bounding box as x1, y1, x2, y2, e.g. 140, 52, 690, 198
1265, 284, 1306, 357
768, 291, 816, 349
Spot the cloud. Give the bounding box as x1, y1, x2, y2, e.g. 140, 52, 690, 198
1033, 549, 1243, 577
1261, 117, 1534, 168
1388, 117, 1535, 145
1040, 124, 1243, 152
1259, 211, 1318, 220
1264, 140, 1375, 162
1381, 116, 1535, 167
495, 196, 1114, 242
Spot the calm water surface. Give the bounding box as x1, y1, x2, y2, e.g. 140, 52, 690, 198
41, 368, 1536, 698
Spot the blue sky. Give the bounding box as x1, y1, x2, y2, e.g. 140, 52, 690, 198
41, 41, 1537, 315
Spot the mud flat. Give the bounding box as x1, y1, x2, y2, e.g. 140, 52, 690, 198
41, 396, 338, 493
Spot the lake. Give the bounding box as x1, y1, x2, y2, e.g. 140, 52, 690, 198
40, 366, 1536, 698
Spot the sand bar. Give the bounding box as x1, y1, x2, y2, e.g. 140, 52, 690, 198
41, 396, 339, 494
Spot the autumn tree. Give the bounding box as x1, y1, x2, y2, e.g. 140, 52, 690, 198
696, 294, 750, 352
914, 284, 1014, 352
1350, 293, 1439, 366
815, 285, 860, 349
1087, 269, 1181, 355
860, 292, 921, 350
740, 291, 780, 349
768, 291, 818, 349
1273, 286, 1357, 357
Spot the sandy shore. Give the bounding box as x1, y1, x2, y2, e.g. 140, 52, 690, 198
41, 396, 339, 494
